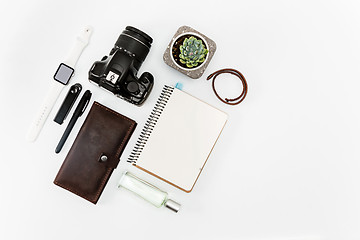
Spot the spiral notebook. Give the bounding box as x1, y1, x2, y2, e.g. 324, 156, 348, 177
128, 85, 228, 192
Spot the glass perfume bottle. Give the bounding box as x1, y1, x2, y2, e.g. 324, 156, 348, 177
118, 171, 181, 213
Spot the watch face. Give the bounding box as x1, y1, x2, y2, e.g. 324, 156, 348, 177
54, 63, 74, 85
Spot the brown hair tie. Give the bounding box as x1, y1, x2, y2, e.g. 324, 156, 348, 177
206, 68, 248, 105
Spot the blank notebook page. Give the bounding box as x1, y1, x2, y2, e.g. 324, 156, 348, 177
135, 87, 228, 192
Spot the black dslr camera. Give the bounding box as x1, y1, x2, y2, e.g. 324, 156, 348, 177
89, 26, 154, 105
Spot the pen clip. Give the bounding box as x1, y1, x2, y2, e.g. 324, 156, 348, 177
80, 99, 90, 117
54, 83, 82, 124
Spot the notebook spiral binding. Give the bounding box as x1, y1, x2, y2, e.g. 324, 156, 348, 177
128, 85, 174, 164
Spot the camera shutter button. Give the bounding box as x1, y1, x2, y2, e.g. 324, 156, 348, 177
127, 81, 139, 94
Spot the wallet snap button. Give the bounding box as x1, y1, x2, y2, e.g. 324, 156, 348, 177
100, 155, 108, 162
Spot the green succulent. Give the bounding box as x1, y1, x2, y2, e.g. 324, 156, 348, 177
179, 36, 208, 68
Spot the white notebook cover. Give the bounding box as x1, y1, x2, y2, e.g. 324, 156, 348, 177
132, 86, 228, 192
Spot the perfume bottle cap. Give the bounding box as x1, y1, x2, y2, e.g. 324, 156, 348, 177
165, 199, 181, 213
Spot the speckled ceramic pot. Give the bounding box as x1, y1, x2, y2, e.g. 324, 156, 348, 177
163, 26, 216, 79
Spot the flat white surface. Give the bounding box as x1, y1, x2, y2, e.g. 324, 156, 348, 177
137, 87, 227, 191
1, 0, 360, 239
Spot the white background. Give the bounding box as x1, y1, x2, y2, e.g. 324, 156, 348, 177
1, 0, 359, 239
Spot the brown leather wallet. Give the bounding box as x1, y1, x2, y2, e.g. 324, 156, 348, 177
54, 101, 137, 204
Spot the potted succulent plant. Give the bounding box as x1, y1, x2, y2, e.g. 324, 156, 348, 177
163, 26, 216, 79
172, 34, 209, 69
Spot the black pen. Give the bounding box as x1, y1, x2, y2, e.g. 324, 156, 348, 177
55, 90, 92, 153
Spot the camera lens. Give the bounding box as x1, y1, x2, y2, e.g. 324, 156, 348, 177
115, 26, 153, 69
125, 26, 153, 47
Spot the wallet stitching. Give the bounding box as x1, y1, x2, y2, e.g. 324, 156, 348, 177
92, 102, 136, 201
94, 102, 135, 125
55, 102, 136, 204
93, 167, 113, 202
55, 168, 112, 204
54, 180, 98, 203
94, 102, 136, 157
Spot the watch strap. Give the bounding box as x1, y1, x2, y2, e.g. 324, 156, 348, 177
63, 26, 93, 68
26, 82, 64, 142
26, 26, 92, 142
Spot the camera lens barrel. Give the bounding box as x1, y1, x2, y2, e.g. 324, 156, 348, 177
115, 26, 153, 67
